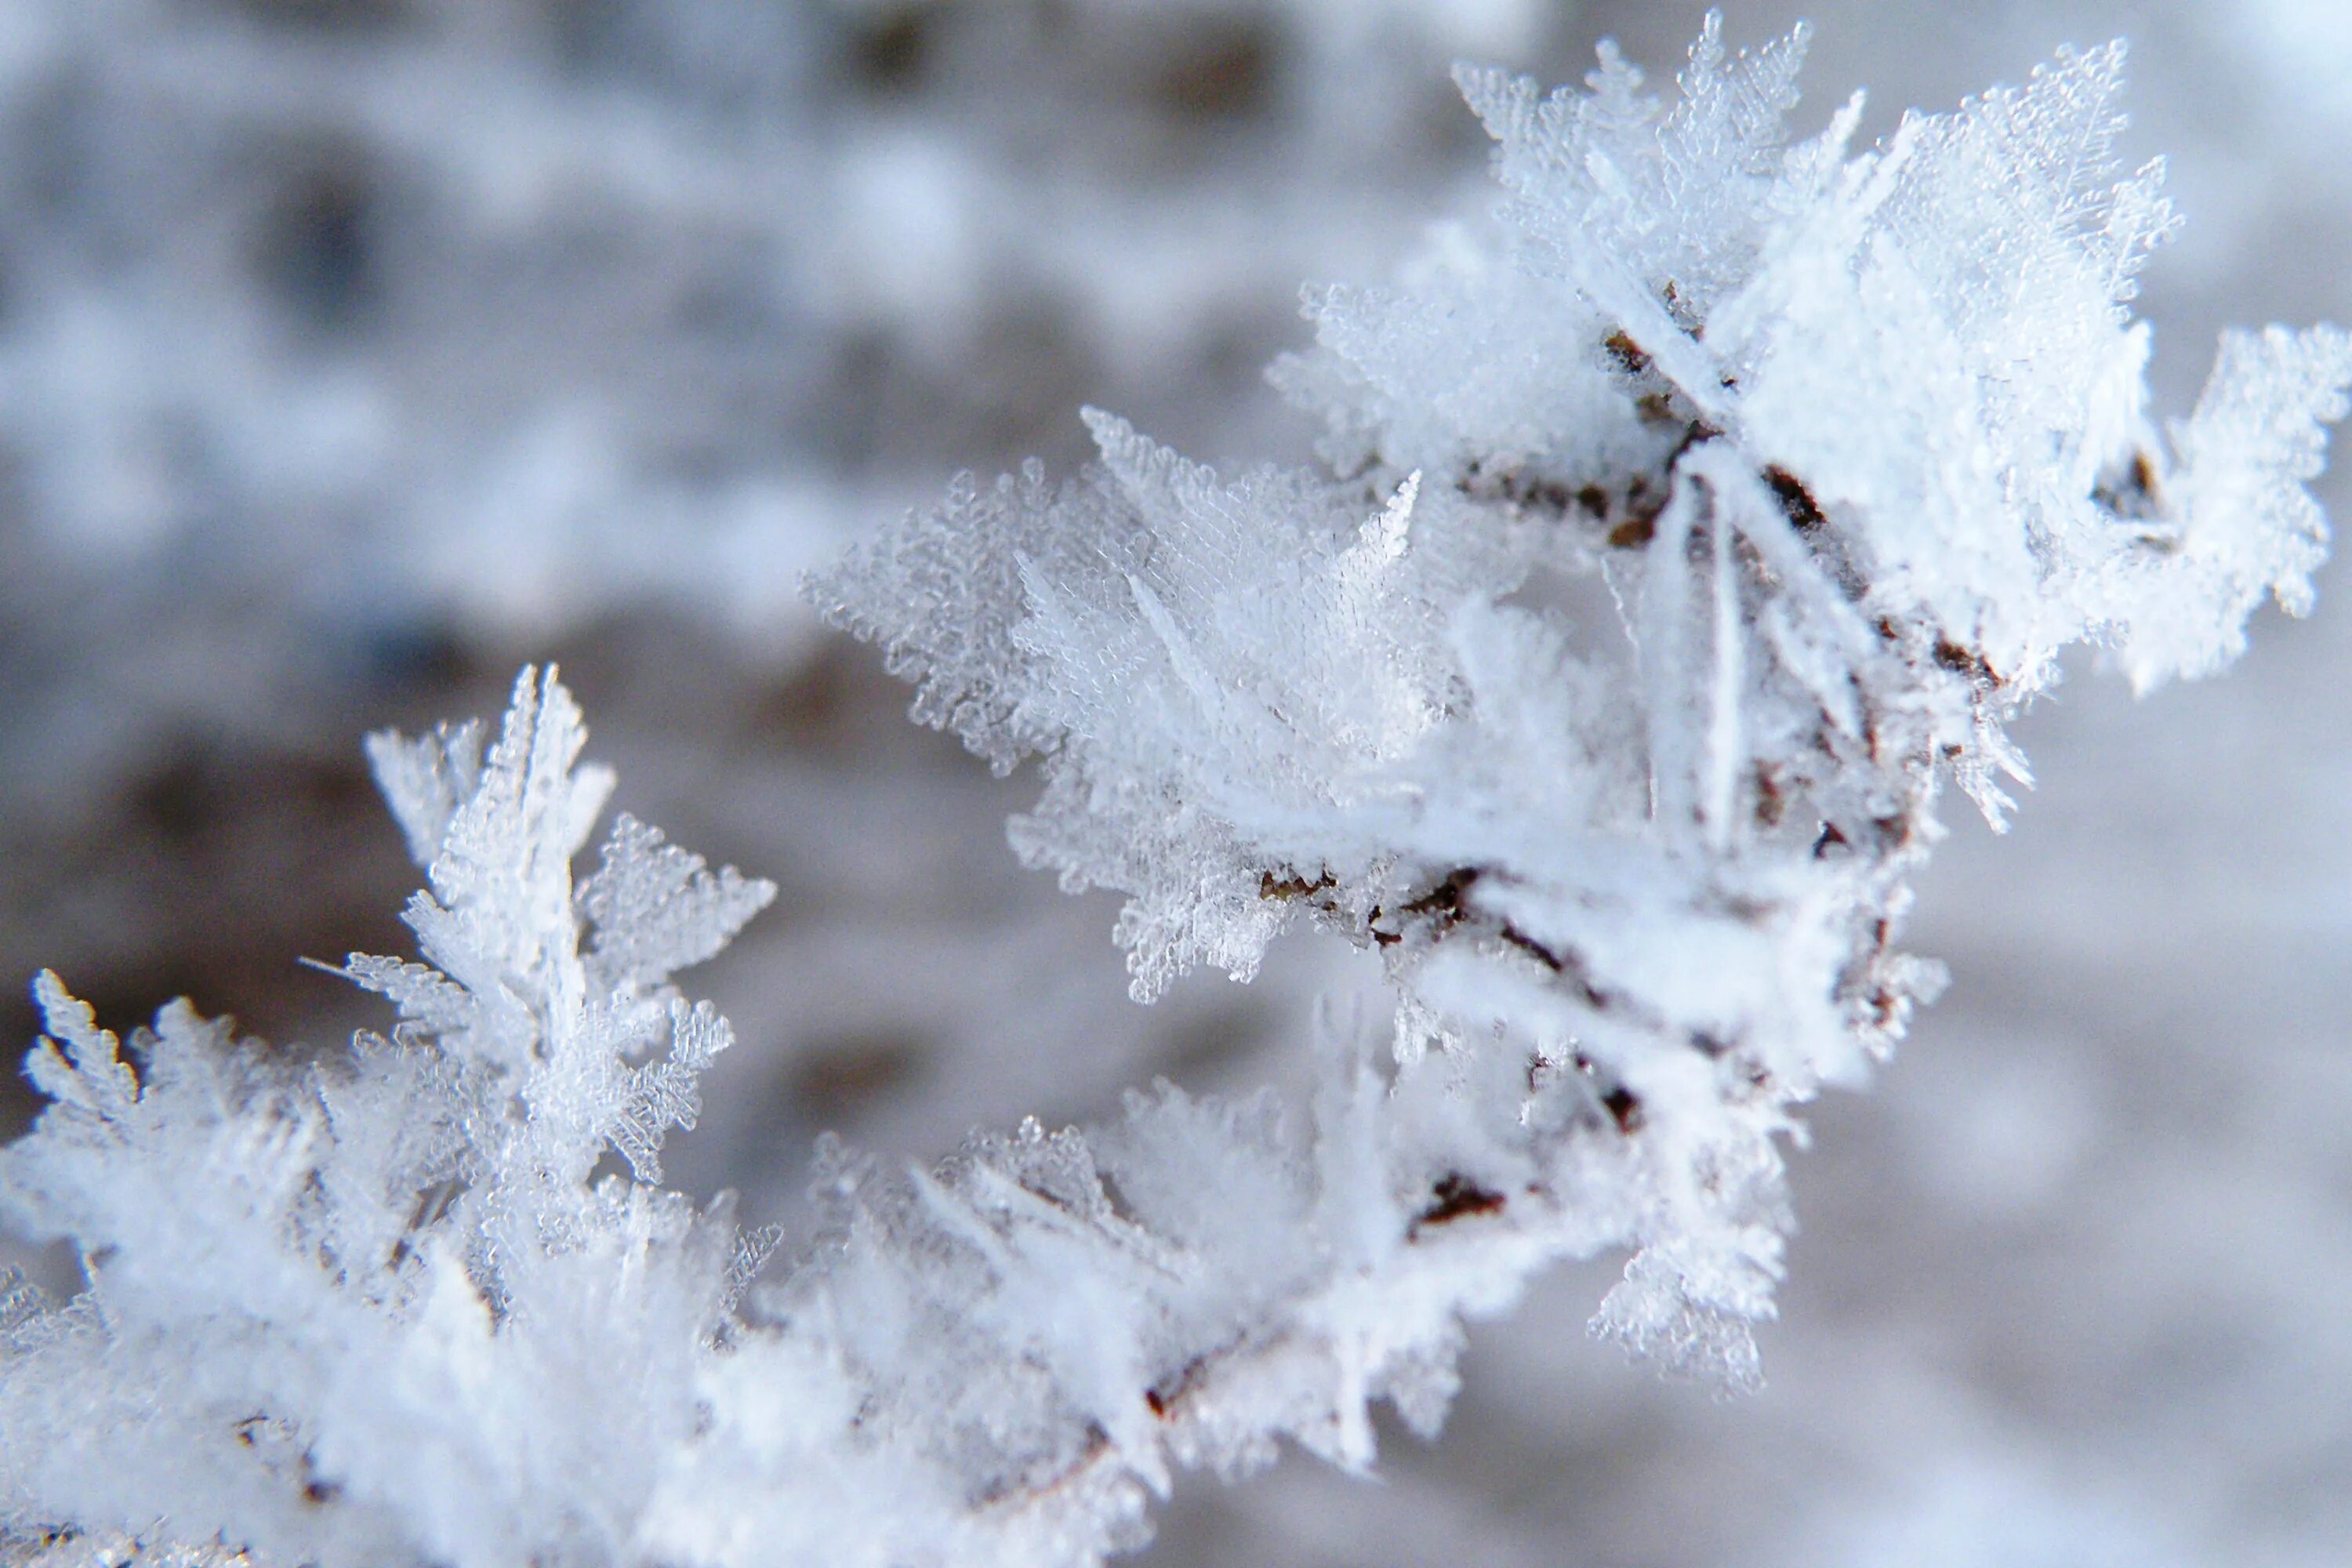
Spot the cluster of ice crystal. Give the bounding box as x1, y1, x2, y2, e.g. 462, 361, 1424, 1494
7, 18, 2352, 1568
0, 670, 775, 1567
818, 15, 2352, 1382
0, 670, 1666, 1568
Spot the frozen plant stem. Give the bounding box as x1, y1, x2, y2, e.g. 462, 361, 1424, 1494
9, 17, 2352, 1568
818, 13, 2352, 1389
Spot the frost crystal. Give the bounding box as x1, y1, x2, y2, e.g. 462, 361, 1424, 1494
6, 20, 2352, 1568
0, 668, 1770, 1566
2, 670, 775, 1567
817, 15, 2352, 1385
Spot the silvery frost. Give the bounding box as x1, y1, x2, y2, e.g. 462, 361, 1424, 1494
7, 18, 2349, 1568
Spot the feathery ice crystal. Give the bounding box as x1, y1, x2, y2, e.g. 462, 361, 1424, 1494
7, 18, 2352, 1568
816, 19, 2352, 1391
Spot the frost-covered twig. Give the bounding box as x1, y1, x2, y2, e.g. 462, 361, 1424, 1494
815, 17, 2352, 1388
5, 18, 2352, 1568
0, 669, 1695, 1568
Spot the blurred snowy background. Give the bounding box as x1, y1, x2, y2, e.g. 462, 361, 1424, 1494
2, 1, 2349, 1563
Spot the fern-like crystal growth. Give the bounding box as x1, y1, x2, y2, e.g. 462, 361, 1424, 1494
815, 15, 2352, 1383
6, 19, 2351, 1568
1, 670, 775, 1567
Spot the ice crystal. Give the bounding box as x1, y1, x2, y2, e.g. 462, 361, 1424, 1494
817, 15, 2352, 1382
7, 19, 2352, 1568
0, 670, 1724, 1568
1, 670, 773, 1568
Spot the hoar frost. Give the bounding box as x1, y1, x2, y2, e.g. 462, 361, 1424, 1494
819, 14, 2352, 1385
7, 18, 2352, 1568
